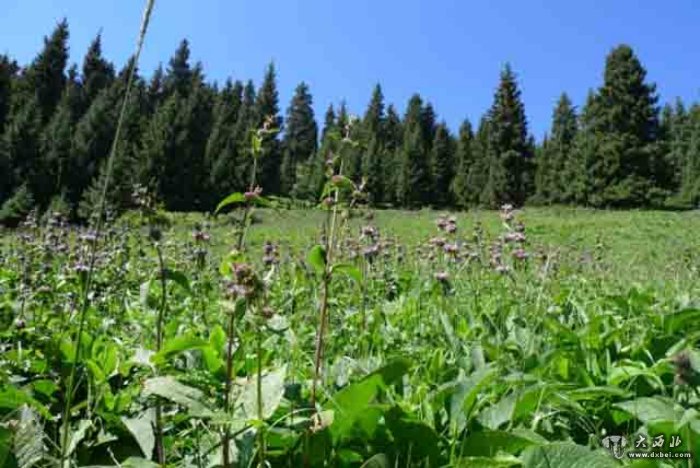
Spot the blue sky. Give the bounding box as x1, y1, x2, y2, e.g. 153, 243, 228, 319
2, 0, 699, 138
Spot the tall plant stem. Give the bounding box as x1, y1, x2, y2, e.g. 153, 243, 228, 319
154, 245, 167, 465
59, 1, 155, 465
222, 308, 236, 467
256, 322, 266, 467
310, 190, 340, 410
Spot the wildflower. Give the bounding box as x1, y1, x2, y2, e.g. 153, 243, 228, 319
495, 264, 510, 274
443, 243, 459, 256
429, 237, 446, 247
436, 217, 448, 231
226, 262, 263, 300
323, 196, 335, 208
260, 306, 275, 319
361, 225, 378, 240
672, 351, 697, 386
362, 244, 380, 260
434, 271, 450, 283
512, 248, 529, 261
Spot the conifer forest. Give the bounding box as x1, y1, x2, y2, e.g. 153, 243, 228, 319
1, 6, 700, 468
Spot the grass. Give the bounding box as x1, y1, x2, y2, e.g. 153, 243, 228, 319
0, 206, 699, 467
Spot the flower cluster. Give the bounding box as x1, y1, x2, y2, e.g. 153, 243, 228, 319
225, 262, 263, 301
262, 241, 280, 266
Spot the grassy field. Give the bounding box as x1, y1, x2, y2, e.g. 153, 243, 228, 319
1, 206, 699, 466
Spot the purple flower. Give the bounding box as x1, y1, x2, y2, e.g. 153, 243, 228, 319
512, 248, 529, 260
434, 271, 450, 283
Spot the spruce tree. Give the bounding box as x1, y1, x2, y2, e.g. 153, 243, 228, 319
483, 64, 532, 207
255, 63, 283, 193
1, 98, 43, 210
451, 119, 474, 207
80, 33, 115, 114
578, 45, 661, 207
232, 80, 257, 191
0, 55, 18, 132
206, 80, 244, 205
536, 93, 577, 203
164, 40, 193, 98
21, 19, 70, 121
361, 85, 386, 203
398, 125, 431, 207
383, 104, 403, 205
281, 82, 317, 196
69, 88, 117, 208
431, 122, 454, 206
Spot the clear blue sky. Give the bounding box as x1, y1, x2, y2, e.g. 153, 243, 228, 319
3, 0, 699, 138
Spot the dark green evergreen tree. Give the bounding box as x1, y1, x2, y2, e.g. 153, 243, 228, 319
451, 119, 474, 207
206, 80, 244, 205
21, 19, 70, 121
80, 33, 115, 113
483, 64, 532, 207
577, 45, 661, 207
431, 122, 455, 206
255, 63, 283, 194
361, 85, 386, 203
536, 93, 577, 203
281, 82, 317, 196
0, 55, 18, 132
397, 94, 431, 206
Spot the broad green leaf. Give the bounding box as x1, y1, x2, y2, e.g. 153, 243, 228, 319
0, 387, 50, 419
122, 409, 155, 459
236, 365, 287, 421
385, 406, 440, 465
478, 394, 517, 430
614, 397, 683, 424
331, 263, 362, 283
454, 455, 523, 467
307, 245, 327, 273
520, 442, 617, 468
460, 430, 543, 457
326, 358, 410, 441
215, 192, 246, 214
66, 419, 92, 456
160, 268, 191, 293
361, 453, 389, 468
152, 335, 208, 364
143, 376, 213, 417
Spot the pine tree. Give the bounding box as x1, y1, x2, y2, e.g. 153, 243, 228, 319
41, 91, 74, 205
398, 125, 431, 207
164, 40, 193, 98
281, 82, 317, 196
206, 80, 244, 206
255, 63, 283, 193
483, 64, 532, 207
536, 93, 577, 203
232, 80, 257, 191
383, 104, 403, 205
80, 33, 115, 114
0, 55, 18, 132
21, 19, 70, 121
146, 64, 165, 114
361, 85, 386, 203
79, 74, 146, 219
431, 122, 454, 206
420, 102, 437, 152
69, 88, 117, 208
577, 45, 661, 207
451, 119, 474, 207
2, 98, 43, 209
679, 105, 700, 206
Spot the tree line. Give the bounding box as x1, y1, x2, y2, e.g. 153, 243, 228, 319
2, 20, 700, 223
